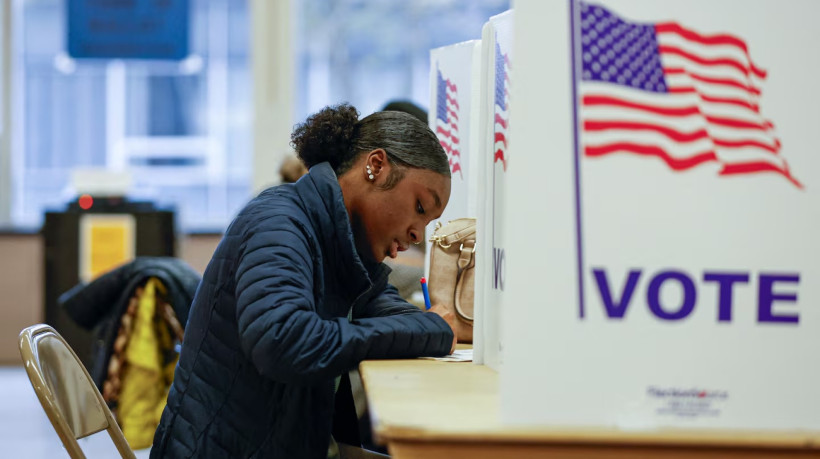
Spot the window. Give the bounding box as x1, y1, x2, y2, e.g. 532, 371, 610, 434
294, 0, 510, 121
12, 0, 251, 231
10, 0, 508, 231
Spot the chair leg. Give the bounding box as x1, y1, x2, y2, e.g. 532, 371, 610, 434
109, 425, 138, 459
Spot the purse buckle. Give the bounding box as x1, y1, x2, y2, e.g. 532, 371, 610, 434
429, 234, 453, 249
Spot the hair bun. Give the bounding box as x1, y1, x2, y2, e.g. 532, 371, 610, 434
290, 104, 359, 169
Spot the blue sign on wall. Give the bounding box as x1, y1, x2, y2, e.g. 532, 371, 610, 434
68, 0, 189, 60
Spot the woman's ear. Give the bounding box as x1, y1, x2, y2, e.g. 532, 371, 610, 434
365, 149, 389, 183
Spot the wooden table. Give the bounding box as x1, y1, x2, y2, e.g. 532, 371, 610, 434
359, 358, 820, 458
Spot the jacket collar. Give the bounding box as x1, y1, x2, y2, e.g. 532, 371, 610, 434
294, 162, 391, 295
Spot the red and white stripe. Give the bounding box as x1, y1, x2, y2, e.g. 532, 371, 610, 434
436, 78, 462, 176
494, 54, 511, 171
581, 21, 801, 188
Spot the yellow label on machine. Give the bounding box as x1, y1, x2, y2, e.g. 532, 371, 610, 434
79, 214, 136, 282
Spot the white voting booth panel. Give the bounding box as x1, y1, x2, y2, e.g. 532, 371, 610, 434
475, 10, 513, 371
502, 0, 820, 430
427, 40, 483, 361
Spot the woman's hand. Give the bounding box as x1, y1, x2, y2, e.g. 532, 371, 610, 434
427, 304, 457, 354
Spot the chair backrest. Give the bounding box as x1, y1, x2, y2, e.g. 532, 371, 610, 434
19, 324, 136, 459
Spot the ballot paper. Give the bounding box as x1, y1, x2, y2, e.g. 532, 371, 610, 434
420, 349, 473, 362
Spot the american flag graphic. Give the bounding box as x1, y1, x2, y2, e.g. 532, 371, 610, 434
436, 69, 462, 177
494, 41, 511, 171
579, 2, 802, 188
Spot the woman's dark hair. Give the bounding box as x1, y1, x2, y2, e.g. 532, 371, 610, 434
290, 103, 450, 189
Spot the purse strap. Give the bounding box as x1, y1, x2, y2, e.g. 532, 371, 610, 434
453, 240, 476, 322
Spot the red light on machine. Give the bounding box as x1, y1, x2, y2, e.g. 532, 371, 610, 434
78, 194, 94, 210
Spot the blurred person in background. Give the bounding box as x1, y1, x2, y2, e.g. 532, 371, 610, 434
279, 154, 309, 183
381, 100, 428, 125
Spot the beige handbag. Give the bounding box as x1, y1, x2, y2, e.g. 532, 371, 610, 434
428, 218, 476, 343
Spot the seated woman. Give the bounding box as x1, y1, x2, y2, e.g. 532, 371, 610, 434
150, 104, 456, 458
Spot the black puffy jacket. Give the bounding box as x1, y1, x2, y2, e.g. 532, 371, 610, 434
59, 257, 201, 389
150, 162, 453, 458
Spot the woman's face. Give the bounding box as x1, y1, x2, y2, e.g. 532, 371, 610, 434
355, 165, 451, 263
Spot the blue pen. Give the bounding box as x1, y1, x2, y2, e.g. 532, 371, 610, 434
420, 277, 432, 310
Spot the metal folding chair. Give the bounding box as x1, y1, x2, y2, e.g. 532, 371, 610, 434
18, 324, 136, 459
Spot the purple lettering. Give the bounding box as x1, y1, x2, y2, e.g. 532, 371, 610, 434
703, 272, 750, 322
758, 273, 799, 324
590, 268, 801, 325
592, 269, 641, 319
647, 270, 696, 320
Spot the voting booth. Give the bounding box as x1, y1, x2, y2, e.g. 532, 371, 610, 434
428, 12, 514, 371
499, 0, 820, 431
427, 39, 483, 359
475, 11, 513, 371
429, 0, 820, 433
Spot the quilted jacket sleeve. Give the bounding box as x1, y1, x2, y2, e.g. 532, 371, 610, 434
234, 216, 453, 386
354, 283, 423, 318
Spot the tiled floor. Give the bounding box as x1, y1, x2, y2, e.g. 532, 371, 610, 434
0, 366, 151, 458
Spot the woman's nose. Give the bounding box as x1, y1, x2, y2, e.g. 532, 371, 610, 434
409, 228, 420, 244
